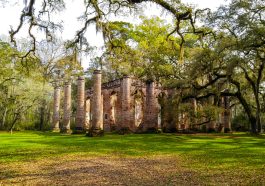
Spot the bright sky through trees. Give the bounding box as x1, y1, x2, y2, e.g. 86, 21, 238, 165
0, 0, 229, 68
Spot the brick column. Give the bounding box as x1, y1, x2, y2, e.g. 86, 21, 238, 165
52, 86, 60, 132
75, 76, 85, 132
191, 98, 198, 130
87, 70, 103, 136
222, 96, 231, 132
120, 75, 133, 133
207, 96, 216, 132
144, 80, 158, 132
62, 81, 72, 133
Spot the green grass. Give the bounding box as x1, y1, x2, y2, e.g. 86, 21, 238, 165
0, 131, 265, 184
0, 131, 265, 166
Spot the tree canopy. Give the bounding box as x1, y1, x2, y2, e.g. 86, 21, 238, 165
0, 0, 264, 133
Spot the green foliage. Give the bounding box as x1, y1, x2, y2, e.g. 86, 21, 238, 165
187, 0, 265, 132
0, 41, 53, 131
99, 16, 199, 82
1, 0, 264, 133
232, 113, 250, 132
197, 104, 223, 121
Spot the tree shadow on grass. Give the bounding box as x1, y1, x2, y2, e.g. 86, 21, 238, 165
1, 156, 203, 185
1, 132, 265, 170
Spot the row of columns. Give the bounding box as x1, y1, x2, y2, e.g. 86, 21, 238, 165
53, 70, 232, 134
119, 76, 158, 133
52, 81, 73, 133
52, 78, 86, 134
197, 96, 231, 132
51, 70, 159, 134
51, 70, 104, 135
204, 96, 231, 132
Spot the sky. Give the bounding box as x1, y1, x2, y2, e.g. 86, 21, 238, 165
0, 0, 229, 69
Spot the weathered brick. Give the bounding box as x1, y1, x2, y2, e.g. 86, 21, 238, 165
62, 81, 72, 133
52, 86, 60, 132
75, 76, 85, 131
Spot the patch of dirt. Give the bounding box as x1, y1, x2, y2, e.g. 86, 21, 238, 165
0, 155, 201, 186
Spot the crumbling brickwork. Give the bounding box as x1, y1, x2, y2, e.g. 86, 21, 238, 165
88, 70, 104, 136
75, 76, 85, 132
53, 70, 232, 133
52, 86, 60, 132
143, 80, 158, 132
62, 81, 72, 133
222, 95, 231, 132
89, 74, 162, 133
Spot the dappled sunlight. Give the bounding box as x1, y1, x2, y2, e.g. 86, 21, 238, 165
0, 132, 265, 184
1, 132, 265, 162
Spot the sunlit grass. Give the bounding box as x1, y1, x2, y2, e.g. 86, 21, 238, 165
0, 131, 265, 183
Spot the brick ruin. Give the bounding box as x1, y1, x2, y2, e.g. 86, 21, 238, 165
52, 70, 232, 135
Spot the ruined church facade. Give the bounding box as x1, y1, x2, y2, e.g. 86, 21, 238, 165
52, 70, 232, 135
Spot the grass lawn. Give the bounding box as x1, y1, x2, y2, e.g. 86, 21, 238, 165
0, 131, 265, 185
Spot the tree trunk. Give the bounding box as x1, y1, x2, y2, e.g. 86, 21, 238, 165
39, 105, 45, 131
9, 113, 19, 132
46, 105, 51, 128
1, 107, 8, 129
256, 61, 265, 133
254, 88, 262, 133
236, 92, 257, 133
39, 99, 46, 131
250, 116, 257, 134
256, 94, 261, 133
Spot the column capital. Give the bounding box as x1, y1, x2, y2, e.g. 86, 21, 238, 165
123, 75, 131, 79
78, 76, 85, 80
54, 85, 61, 89
64, 81, 71, 86
146, 79, 154, 84
93, 70, 101, 74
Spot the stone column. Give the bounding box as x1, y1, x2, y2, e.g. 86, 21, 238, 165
52, 86, 60, 132
120, 75, 133, 133
75, 76, 85, 132
62, 81, 72, 133
88, 70, 103, 136
144, 80, 158, 132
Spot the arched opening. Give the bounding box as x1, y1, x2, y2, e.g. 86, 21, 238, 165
134, 90, 144, 128
110, 92, 118, 125
158, 104, 162, 129
158, 92, 166, 130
